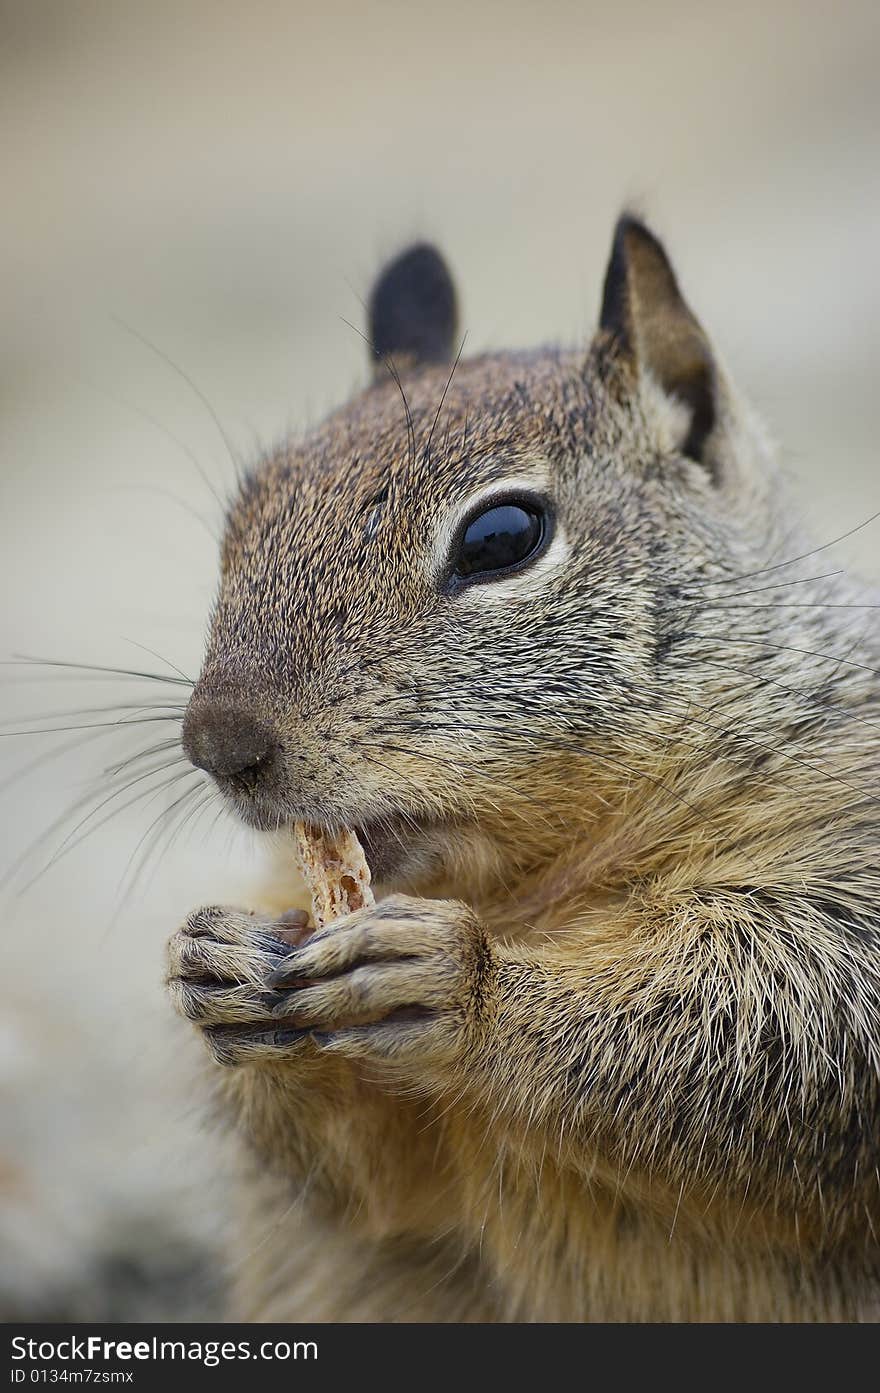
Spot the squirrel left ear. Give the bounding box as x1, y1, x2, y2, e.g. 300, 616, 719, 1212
600, 215, 716, 464
368, 243, 458, 376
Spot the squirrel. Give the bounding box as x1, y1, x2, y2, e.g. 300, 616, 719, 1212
166, 215, 880, 1322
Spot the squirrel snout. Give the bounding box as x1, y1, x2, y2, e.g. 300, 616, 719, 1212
182, 701, 278, 787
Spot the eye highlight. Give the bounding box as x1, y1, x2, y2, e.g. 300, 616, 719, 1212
451, 497, 549, 584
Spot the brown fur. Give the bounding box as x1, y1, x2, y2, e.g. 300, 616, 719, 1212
167, 218, 880, 1321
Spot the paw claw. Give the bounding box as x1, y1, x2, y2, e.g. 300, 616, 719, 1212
204, 1024, 311, 1067
270, 992, 297, 1019
268, 954, 305, 988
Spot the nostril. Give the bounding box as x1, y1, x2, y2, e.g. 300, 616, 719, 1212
233, 745, 276, 790
182, 703, 278, 784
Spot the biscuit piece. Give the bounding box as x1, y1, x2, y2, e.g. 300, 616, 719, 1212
293, 823, 374, 928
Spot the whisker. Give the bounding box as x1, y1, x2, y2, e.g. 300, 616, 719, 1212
374, 739, 560, 834
105, 737, 184, 777
32, 763, 197, 884
0, 724, 135, 796
116, 775, 205, 901
684, 632, 880, 682
422, 335, 467, 466
120, 638, 194, 686
375, 726, 710, 836
0, 701, 185, 730
660, 692, 880, 810
0, 716, 185, 737
201, 789, 230, 844
340, 316, 417, 470
4, 756, 194, 894
18, 751, 187, 864
686, 506, 880, 589
111, 316, 242, 486
689, 655, 880, 738
109, 484, 220, 543
6, 655, 193, 686
380, 690, 880, 851
177, 782, 219, 843
125, 779, 219, 905
83, 375, 228, 516
818, 629, 869, 686
702, 602, 880, 611
681, 569, 845, 601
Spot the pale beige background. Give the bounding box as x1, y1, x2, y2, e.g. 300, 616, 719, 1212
1, 0, 878, 1318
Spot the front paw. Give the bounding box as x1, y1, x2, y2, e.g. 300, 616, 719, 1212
166, 905, 313, 1067
267, 894, 494, 1066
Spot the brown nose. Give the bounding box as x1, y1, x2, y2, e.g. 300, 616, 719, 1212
182, 702, 278, 784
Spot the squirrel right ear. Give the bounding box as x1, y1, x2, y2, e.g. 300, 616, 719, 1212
367, 244, 458, 375
600, 215, 717, 465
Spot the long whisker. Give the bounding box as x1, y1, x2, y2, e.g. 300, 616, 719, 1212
0, 701, 185, 729
681, 569, 844, 601
83, 375, 228, 516
5, 751, 188, 880
382, 690, 880, 834
659, 693, 880, 809
0, 716, 185, 737
686, 507, 880, 589
128, 779, 221, 904
702, 602, 880, 611
0, 724, 138, 796
422, 335, 467, 466
375, 740, 561, 835
31, 763, 197, 886
105, 737, 184, 777
375, 726, 711, 833
116, 775, 206, 902
340, 315, 417, 470
111, 316, 242, 486
4, 755, 194, 895
684, 632, 880, 682
120, 638, 194, 686
109, 484, 219, 543
185, 781, 222, 839
5, 655, 193, 686
344, 757, 431, 858
816, 629, 869, 687
686, 655, 880, 738
201, 787, 231, 845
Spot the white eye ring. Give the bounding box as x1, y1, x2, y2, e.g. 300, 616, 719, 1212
449, 497, 549, 584
454, 526, 569, 603
431, 472, 566, 598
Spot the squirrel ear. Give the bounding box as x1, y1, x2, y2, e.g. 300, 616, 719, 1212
368, 243, 458, 374
600, 215, 716, 464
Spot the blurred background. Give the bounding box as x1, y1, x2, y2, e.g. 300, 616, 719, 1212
1, 0, 878, 1319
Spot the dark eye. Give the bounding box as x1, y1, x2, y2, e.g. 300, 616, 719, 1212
453, 501, 547, 581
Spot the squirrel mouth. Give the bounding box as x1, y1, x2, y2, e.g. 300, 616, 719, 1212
216, 781, 446, 883
355, 814, 447, 885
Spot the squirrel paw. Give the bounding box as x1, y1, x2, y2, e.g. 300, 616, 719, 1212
166, 905, 313, 1067
267, 893, 494, 1065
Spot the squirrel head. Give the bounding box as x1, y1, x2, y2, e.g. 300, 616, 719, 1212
182, 216, 778, 888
